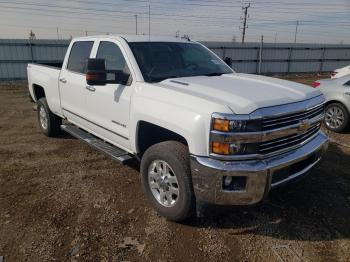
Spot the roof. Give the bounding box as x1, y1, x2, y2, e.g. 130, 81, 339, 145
72, 35, 193, 43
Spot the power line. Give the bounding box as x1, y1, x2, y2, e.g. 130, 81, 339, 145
1, 1, 348, 26
0, 0, 348, 42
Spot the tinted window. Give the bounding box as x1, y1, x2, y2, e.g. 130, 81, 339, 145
129, 42, 233, 83
96, 41, 130, 74
345, 80, 350, 86
67, 41, 94, 73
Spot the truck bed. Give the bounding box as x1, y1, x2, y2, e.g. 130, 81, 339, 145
27, 63, 63, 116
29, 62, 63, 69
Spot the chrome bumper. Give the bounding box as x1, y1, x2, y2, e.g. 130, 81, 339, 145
190, 131, 329, 205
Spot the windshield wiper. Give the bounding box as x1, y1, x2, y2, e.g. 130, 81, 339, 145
204, 72, 224, 77
150, 76, 179, 83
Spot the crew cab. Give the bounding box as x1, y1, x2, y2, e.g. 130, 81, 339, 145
27, 35, 329, 221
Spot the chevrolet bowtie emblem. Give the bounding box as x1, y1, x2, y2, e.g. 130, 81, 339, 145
298, 120, 311, 132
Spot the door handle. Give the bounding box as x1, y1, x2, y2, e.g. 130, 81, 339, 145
59, 78, 67, 84
86, 86, 96, 92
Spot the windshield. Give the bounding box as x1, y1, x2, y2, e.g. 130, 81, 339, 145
129, 42, 233, 82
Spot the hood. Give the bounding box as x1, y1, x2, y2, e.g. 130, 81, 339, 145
157, 73, 321, 114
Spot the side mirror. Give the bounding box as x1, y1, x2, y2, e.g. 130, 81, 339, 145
86, 58, 131, 86
224, 57, 233, 67
86, 58, 107, 86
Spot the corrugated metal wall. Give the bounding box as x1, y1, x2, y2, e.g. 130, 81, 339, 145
0, 39, 69, 80
203, 42, 350, 74
1, 39, 350, 80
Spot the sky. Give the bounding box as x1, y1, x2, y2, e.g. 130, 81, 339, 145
0, 0, 349, 44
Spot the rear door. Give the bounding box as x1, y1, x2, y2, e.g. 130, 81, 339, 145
59, 40, 94, 124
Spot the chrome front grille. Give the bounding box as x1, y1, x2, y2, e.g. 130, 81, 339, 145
262, 103, 325, 130
210, 95, 326, 160
259, 123, 320, 154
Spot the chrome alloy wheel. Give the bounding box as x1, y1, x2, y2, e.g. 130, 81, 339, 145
147, 160, 179, 207
325, 105, 344, 129
39, 105, 48, 130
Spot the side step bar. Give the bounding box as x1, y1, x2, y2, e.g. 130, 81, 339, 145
61, 124, 133, 164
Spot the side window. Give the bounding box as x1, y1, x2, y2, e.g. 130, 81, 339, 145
67, 41, 94, 74
96, 41, 130, 74
344, 80, 350, 86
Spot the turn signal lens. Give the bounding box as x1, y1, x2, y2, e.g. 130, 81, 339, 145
213, 119, 230, 132
212, 142, 230, 155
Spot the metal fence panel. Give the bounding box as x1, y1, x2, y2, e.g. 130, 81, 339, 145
292, 49, 323, 60
232, 62, 257, 73
262, 62, 288, 73
262, 49, 289, 60
327, 49, 350, 59
1, 39, 350, 80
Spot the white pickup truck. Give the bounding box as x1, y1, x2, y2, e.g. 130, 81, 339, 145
27, 35, 329, 221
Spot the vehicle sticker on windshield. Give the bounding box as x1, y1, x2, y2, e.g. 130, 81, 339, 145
211, 60, 221, 65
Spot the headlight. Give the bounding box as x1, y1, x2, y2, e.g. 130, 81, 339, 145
210, 114, 261, 156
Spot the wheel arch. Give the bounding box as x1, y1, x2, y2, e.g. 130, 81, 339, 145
136, 121, 189, 157
32, 84, 46, 101
325, 100, 350, 114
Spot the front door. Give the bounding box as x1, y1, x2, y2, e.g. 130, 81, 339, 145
85, 40, 134, 150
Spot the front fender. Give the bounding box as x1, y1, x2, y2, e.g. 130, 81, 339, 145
130, 96, 212, 156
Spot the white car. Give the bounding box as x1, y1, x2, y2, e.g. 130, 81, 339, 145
27, 35, 328, 221
312, 75, 350, 132
331, 65, 350, 79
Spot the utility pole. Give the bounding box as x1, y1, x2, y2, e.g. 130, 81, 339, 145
294, 20, 299, 44
274, 32, 277, 44
240, 3, 250, 44
56, 27, 59, 40
85, 30, 88, 36
258, 34, 264, 74
148, 4, 151, 40
135, 14, 138, 35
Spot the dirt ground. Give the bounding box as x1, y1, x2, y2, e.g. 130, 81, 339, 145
0, 75, 349, 262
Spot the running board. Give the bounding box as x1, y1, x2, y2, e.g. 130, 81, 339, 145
61, 124, 133, 163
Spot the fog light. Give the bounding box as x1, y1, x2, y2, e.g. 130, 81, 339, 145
223, 176, 247, 191
224, 176, 233, 187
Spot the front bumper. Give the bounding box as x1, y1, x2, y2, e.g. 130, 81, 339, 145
190, 131, 329, 205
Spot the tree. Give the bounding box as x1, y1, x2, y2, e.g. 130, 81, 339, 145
181, 34, 190, 41
232, 35, 236, 43
29, 30, 36, 40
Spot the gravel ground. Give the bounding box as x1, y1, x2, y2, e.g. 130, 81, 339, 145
0, 76, 349, 262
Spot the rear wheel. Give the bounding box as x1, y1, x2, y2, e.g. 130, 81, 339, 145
140, 141, 195, 221
37, 98, 62, 137
324, 102, 349, 132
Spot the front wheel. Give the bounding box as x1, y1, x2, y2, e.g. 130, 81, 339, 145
324, 103, 349, 132
140, 141, 196, 222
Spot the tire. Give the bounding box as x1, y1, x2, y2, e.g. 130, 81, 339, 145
324, 102, 349, 132
140, 141, 196, 222
37, 98, 62, 137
